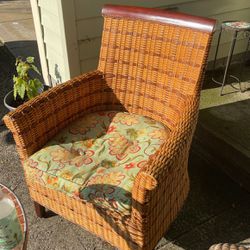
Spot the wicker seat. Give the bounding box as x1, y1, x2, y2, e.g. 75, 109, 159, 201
3, 5, 215, 250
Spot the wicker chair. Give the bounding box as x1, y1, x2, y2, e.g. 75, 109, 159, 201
3, 5, 215, 250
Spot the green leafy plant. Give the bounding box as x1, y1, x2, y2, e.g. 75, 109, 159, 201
13, 56, 43, 100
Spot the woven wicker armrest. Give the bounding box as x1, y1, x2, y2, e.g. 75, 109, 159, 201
131, 97, 199, 224
3, 70, 104, 162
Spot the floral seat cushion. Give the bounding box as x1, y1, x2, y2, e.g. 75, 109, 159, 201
24, 111, 169, 214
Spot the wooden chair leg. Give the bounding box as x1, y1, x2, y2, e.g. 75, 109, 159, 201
33, 201, 57, 218
34, 201, 46, 218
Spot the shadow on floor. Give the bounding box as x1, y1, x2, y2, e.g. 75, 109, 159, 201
167, 97, 250, 249
199, 99, 250, 158
163, 151, 250, 250
196, 99, 250, 191
203, 63, 250, 92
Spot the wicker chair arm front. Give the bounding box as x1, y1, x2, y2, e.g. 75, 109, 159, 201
131, 97, 199, 230
3, 70, 104, 162
147, 97, 199, 180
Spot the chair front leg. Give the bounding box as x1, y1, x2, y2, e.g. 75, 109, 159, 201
33, 202, 46, 218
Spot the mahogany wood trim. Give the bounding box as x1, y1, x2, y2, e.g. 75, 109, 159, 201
102, 4, 216, 33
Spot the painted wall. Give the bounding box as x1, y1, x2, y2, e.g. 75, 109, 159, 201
174, 0, 250, 61
31, 0, 250, 83
37, 0, 66, 84
31, 0, 80, 84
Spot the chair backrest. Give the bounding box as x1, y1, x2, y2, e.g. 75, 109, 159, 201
98, 5, 215, 128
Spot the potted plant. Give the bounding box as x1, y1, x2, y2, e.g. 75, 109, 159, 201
4, 56, 44, 111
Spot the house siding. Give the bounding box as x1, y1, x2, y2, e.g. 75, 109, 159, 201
75, 0, 250, 73
37, 0, 67, 84
32, 0, 250, 82
173, 0, 250, 60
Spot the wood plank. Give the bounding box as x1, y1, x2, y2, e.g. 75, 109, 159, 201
208, 38, 248, 61
46, 47, 66, 84
77, 5, 250, 62
77, 17, 103, 41
38, 0, 58, 16
177, 0, 250, 18
43, 28, 63, 56
75, 3, 250, 39
76, 7, 250, 44
211, 7, 250, 34
211, 33, 247, 49
75, 0, 250, 20
40, 9, 60, 36
74, 0, 197, 20
210, 7, 250, 21
30, 0, 50, 85
80, 57, 98, 73
79, 37, 101, 60
209, 7, 250, 46
45, 43, 64, 62
58, 0, 81, 80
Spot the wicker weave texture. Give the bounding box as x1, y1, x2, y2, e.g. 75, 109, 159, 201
3, 5, 215, 250
98, 17, 211, 129
209, 243, 250, 250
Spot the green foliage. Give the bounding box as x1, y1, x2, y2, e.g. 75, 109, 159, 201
13, 56, 43, 100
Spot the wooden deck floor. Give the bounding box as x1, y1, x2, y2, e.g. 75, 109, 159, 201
195, 67, 250, 192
